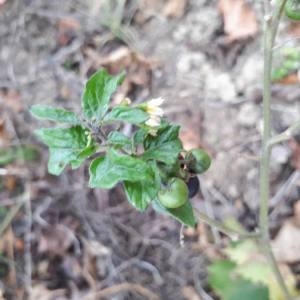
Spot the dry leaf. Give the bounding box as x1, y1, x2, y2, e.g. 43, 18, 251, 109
179, 127, 202, 150
288, 22, 300, 37
218, 0, 258, 41
135, 0, 164, 24
272, 219, 300, 263
135, 0, 186, 23
0, 89, 23, 113
181, 286, 202, 300
84, 46, 159, 102
31, 284, 66, 300
38, 225, 76, 256
4, 175, 17, 192
294, 200, 300, 226
289, 139, 300, 170
0, 119, 10, 147
57, 18, 80, 46
277, 73, 299, 85
163, 0, 188, 18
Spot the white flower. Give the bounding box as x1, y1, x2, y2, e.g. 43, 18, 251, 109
140, 97, 165, 129
145, 115, 161, 127
144, 97, 165, 117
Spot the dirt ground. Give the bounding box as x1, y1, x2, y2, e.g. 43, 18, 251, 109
0, 0, 300, 299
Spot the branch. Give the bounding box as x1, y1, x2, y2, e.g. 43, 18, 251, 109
193, 208, 259, 240
84, 283, 159, 300
268, 120, 300, 147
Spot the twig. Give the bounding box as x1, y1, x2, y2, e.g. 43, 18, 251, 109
108, 258, 164, 286
84, 283, 159, 300
6, 114, 33, 299
268, 120, 300, 147
0, 199, 24, 237
193, 208, 259, 240
270, 170, 300, 208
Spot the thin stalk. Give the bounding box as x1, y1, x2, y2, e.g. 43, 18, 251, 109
0, 201, 24, 237
260, 11, 273, 243
193, 208, 259, 240
260, 0, 291, 299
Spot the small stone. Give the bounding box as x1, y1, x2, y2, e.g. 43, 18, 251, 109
176, 53, 205, 73
205, 72, 236, 102
237, 103, 260, 127
271, 144, 290, 165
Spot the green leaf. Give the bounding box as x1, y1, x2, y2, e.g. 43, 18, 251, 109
82, 69, 125, 120
141, 139, 182, 164
35, 126, 87, 149
208, 260, 269, 300
70, 144, 97, 169
124, 162, 160, 210
142, 123, 182, 164
35, 126, 94, 175
104, 106, 149, 124
89, 149, 152, 189
225, 240, 259, 265
30, 105, 79, 124
48, 148, 74, 175
133, 128, 147, 147
208, 260, 237, 293
224, 240, 299, 300
107, 131, 131, 148
144, 123, 180, 150
152, 198, 196, 227
124, 181, 152, 211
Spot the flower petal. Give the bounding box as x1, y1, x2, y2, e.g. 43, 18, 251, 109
147, 97, 165, 107
145, 116, 161, 127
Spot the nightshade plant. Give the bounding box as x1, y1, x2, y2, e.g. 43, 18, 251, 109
30, 69, 211, 227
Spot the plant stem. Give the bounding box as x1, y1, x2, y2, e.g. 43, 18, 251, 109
260, 1, 292, 299
193, 208, 259, 240
259, 12, 272, 242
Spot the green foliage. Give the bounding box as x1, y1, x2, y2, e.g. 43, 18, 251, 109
142, 124, 182, 164
82, 69, 125, 120
31, 68, 211, 226
285, 0, 300, 20
104, 105, 149, 124
89, 149, 153, 189
30, 105, 80, 124
209, 260, 269, 300
272, 47, 300, 81
209, 240, 300, 300
35, 126, 96, 175
152, 198, 196, 227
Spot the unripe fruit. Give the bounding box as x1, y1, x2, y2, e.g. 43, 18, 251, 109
158, 178, 188, 209
186, 149, 211, 174
285, 0, 300, 20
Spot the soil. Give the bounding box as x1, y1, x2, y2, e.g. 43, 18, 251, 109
0, 0, 300, 299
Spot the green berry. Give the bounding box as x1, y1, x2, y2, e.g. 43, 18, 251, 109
158, 178, 188, 209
